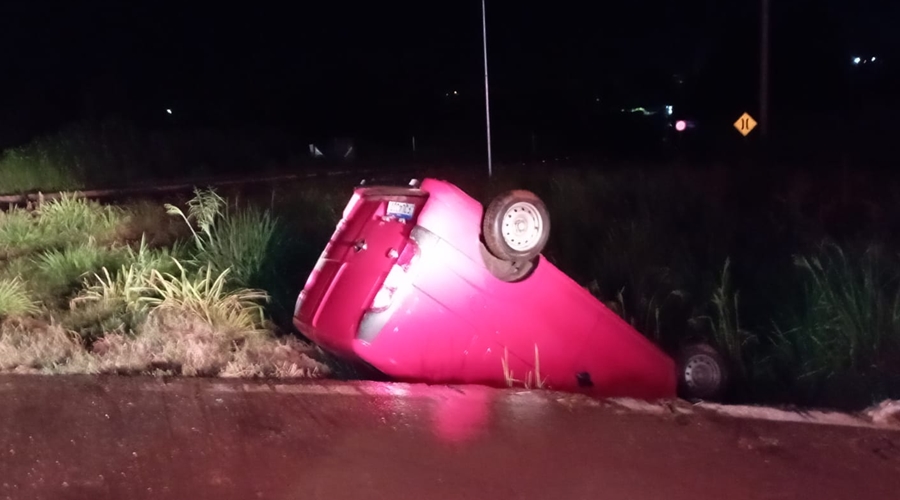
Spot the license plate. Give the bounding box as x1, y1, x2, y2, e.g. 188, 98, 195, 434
386, 201, 416, 220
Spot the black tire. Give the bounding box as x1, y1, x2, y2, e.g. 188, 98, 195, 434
676, 343, 729, 401
479, 242, 536, 282
483, 190, 551, 262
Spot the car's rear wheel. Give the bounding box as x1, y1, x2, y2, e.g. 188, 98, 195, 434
483, 190, 551, 262
676, 343, 729, 401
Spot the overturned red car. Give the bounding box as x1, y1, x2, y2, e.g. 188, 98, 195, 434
293, 177, 727, 400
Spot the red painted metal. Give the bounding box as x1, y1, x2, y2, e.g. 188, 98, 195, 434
294, 178, 676, 400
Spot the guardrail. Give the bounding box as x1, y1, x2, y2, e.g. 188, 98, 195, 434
0, 169, 375, 205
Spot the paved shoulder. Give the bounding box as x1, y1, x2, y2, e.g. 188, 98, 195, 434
0, 376, 897, 500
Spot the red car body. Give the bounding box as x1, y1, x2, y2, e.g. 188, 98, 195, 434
293, 178, 677, 400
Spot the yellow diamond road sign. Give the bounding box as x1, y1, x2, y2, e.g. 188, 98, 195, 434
734, 112, 757, 136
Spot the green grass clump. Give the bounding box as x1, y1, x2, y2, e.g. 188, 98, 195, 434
0, 194, 124, 258
0, 278, 39, 318
0, 208, 43, 257
142, 260, 270, 337
36, 193, 122, 238
33, 241, 126, 302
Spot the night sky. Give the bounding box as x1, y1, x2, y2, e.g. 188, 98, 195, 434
0, 1, 896, 154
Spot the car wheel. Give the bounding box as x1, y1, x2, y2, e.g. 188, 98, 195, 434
483, 190, 551, 262
479, 241, 536, 282
676, 343, 729, 401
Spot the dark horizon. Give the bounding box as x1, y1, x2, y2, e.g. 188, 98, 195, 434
0, 0, 897, 164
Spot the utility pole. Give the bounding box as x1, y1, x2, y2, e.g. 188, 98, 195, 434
759, 0, 770, 139
481, 0, 493, 177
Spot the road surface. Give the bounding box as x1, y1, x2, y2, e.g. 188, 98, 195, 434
0, 375, 897, 500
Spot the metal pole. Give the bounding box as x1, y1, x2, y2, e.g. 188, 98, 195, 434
481, 0, 493, 177
759, 0, 769, 138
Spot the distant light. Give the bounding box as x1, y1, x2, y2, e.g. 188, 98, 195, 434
675, 120, 687, 132
853, 57, 861, 65
453, 90, 458, 95
166, 108, 173, 115
666, 105, 673, 116
871, 57, 877, 62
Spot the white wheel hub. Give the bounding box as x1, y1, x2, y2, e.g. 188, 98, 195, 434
502, 202, 544, 252
683, 353, 722, 394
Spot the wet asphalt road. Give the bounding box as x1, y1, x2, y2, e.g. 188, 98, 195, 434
0, 375, 898, 500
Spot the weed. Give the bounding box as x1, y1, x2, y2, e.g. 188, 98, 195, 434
142, 259, 270, 337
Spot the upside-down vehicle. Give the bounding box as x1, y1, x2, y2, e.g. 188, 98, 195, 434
294, 178, 728, 400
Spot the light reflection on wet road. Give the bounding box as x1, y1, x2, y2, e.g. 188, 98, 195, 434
0, 375, 897, 500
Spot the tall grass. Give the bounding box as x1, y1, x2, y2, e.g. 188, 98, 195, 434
695, 258, 759, 382
166, 188, 277, 288
775, 243, 900, 382
200, 207, 277, 287
539, 169, 724, 352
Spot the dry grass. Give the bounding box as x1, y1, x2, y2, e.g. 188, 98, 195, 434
501, 344, 548, 390
0, 318, 83, 372
0, 312, 328, 378
80, 310, 328, 377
